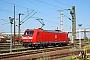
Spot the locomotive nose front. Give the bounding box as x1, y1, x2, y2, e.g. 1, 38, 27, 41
22, 30, 34, 43
22, 30, 34, 47
22, 36, 33, 42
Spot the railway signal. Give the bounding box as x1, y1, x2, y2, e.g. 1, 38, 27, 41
9, 17, 14, 54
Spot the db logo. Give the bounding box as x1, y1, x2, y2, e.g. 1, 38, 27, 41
55, 35, 57, 39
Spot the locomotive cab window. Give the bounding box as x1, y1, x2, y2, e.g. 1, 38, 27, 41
24, 31, 34, 35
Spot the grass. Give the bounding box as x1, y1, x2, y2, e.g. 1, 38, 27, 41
60, 58, 65, 60
0, 42, 10, 45
29, 58, 32, 60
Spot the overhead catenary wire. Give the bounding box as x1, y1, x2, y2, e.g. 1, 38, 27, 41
0, 8, 31, 17
0, 0, 59, 23
34, 0, 72, 20
20, 12, 37, 25
0, 0, 66, 27
26, 0, 58, 11
35, 0, 64, 9
25, 0, 59, 18
22, 0, 60, 18
1, 19, 10, 25
2, 22, 10, 25
0, 0, 33, 15
53, 0, 72, 7
0, 8, 19, 15
63, 14, 71, 20
20, 10, 34, 23
0, 0, 32, 11
44, 19, 59, 24
34, 0, 72, 21
1, 19, 9, 23
0, 0, 57, 17
0, 9, 59, 24
28, 17, 59, 24
33, 0, 71, 21
0, 9, 13, 14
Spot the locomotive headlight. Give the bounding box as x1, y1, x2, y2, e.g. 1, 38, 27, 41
28, 37, 33, 39
22, 37, 33, 39
22, 37, 27, 39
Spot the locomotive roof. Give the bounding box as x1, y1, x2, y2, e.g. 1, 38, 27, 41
43, 30, 67, 33
26, 29, 68, 33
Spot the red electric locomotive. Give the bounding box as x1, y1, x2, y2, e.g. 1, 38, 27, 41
22, 28, 69, 47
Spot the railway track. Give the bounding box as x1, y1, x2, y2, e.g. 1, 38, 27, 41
0, 46, 70, 60
0, 47, 30, 53
0, 46, 90, 60
0, 45, 21, 49
0, 44, 22, 50
0, 45, 68, 53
